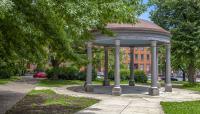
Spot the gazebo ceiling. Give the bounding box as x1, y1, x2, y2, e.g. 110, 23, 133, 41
92, 19, 171, 47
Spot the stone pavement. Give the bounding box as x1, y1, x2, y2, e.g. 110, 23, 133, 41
0, 76, 37, 114
35, 85, 200, 114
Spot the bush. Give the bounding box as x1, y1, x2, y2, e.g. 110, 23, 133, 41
134, 70, 147, 83
108, 69, 147, 83
108, 69, 130, 81
46, 67, 97, 81
78, 69, 97, 81
0, 70, 12, 79
0, 61, 27, 79
121, 69, 130, 81
0, 65, 15, 79
46, 67, 79, 80
108, 69, 114, 80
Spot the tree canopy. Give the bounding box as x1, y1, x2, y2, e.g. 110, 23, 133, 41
0, 0, 145, 77
150, 0, 200, 82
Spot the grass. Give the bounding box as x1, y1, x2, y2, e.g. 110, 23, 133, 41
6, 89, 99, 114
161, 100, 200, 114
0, 76, 21, 85
37, 79, 84, 87
182, 83, 200, 92
37, 79, 135, 87
28, 89, 56, 96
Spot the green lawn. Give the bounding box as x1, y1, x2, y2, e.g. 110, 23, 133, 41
182, 83, 200, 92
161, 100, 200, 114
6, 89, 99, 114
0, 76, 21, 85
37, 79, 84, 87
37, 79, 133, 87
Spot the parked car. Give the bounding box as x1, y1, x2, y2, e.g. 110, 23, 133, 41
33, 72, 47, 78
147, 74, 151, 81
97, 72, 104, 79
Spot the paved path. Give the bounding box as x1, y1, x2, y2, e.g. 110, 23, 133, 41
35, 85, 200, 114
0, 76, 37, 114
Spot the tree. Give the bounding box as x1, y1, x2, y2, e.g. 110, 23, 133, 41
0, 0, 145, 78
150, 0, 200, 83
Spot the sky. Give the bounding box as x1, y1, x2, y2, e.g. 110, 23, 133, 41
138, 0, 153, 21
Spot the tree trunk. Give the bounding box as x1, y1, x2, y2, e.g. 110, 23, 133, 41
51, 59, 60, 80
179, 67, 186, 81
182, 70, 186, 81
51, 59, 60, 68
188, 62, 196, 83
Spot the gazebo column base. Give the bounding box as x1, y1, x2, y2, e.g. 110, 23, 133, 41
149, 87, 159, 96
165, 84, 172, 92
112, 86, 121, 96
103, 80, 110, 86
129, 80, 135, 86
84, 84, 93, 92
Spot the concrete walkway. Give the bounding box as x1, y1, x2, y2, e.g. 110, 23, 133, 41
35, 85, 200, 114
0, 76, 37, 114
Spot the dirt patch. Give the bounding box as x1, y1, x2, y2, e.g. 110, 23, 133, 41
6, 91, 98, 114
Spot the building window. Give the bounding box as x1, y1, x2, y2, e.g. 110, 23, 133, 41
141, 54, 144, 60
140, 64, 144, 70
146, 64, 150, 72
147, 54, 150, 61
134, 64, 138, 69
139, 47, 144, 50
135, 54, 138, 60
128, 53, 131, 58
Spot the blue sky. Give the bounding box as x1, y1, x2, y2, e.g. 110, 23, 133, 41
138, 0, 153, 21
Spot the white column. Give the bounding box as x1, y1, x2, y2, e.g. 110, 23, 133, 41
85, 42, 93, 92
129, 47, 135, 86
149, 41, 159, 96
103, 47, 110, 86
112, 40, 121, 95
165, 43, 172, 92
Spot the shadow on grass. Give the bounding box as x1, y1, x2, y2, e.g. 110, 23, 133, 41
6, 89, 99, 114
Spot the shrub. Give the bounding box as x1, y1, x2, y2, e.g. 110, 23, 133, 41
108, 69, 130, 81
46, 67, 78, 80
58, 67, 79, 80
46, 67, 97, 81
134, 70, 147, 83
78, 69, 97, 81
0, 70, 12, 79
0, 65, 15, 79
120, 69, 130, 81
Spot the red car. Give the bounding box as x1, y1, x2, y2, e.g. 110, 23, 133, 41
33, 72, 47, 78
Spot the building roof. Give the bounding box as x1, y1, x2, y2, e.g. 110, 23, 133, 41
106, 19, 170, 35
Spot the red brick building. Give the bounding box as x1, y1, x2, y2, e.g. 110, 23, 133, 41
123, 47, 151, 74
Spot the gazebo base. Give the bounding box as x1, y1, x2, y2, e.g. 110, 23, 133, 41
112, 86, 121, 96
149, 87, 159, 96
103, 80, 110, 86
129, 80, 135, 86
165, 84, 172, 92
85, 84, 94, 92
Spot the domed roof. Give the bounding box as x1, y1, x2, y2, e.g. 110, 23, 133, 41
106, 19, 170, 36
92, 19, 171, 47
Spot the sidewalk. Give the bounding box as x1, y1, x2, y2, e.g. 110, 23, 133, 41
0, 76, 37, 114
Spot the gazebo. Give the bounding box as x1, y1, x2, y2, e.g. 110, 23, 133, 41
84, 19, 172, 96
